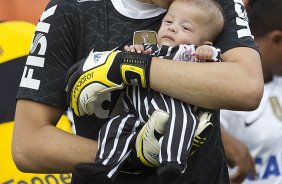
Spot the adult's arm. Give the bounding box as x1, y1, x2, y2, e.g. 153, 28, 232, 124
221, 127, 256, 183
12, 99, 98, 173
150, 47, 263, 111
11, 0, 95, 173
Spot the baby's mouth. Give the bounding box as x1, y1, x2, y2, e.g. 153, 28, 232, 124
162, 35, 174, 41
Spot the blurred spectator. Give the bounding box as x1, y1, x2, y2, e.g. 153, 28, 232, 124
221, 0, 282, 183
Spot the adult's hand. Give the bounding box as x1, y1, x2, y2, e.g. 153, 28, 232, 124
221, 128, 256, 183
65, 49, 152, 116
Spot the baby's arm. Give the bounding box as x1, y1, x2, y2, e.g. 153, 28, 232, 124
168, 44, 221, 62
124, 44, 152, 54
194, 45, 221, 62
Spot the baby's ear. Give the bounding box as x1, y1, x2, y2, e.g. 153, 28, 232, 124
203, 41, 213, 46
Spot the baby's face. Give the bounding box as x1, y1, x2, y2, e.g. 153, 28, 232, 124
157, 0, 211, 47
136, 0, 174, 9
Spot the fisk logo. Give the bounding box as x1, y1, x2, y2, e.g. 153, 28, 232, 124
20, 5, 57, 90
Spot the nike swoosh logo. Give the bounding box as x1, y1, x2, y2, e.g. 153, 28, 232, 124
244, 116, 260, 127
244, 120, 255, 127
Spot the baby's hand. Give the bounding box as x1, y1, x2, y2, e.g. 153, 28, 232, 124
124, 44, 152, 54
194, 45, 216, 61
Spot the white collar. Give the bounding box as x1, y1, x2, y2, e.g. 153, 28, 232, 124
111, 0, 166, 19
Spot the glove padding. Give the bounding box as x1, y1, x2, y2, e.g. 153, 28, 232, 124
65, 49, 152, 116
135, 110, 213, 167
135, 110, 169, 167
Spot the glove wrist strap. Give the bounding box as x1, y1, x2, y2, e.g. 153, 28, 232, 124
117, 52, 152, 88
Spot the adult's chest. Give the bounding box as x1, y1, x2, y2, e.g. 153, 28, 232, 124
78, 14, 162, 56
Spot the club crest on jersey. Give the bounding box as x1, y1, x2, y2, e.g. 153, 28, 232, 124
173, 45, 196, 62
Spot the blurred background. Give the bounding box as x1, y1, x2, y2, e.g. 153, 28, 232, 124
0, 0, 73, 183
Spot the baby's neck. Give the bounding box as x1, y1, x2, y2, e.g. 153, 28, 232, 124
136, 0, 154, 4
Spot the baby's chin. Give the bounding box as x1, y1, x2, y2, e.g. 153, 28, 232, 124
158, 40, 177, 47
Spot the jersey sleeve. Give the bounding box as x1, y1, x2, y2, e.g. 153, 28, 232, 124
215, 0, 258, 53
16, 0, 78, 110
220, 110, 233, 130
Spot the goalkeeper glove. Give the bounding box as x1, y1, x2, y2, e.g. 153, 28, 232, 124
188, 111, 213, 158
135, 110, 169, 167
65, 49, 152, 116
135, 110, 213, 167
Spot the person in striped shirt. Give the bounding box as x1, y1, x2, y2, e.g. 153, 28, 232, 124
94, 0, 224, 183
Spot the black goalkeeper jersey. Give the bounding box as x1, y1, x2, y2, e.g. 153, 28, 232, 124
16, 0, 258, 183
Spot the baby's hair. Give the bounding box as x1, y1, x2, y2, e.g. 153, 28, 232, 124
181, 0, 225, 41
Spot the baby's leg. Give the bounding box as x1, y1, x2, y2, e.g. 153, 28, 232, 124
94, 113, 142, 183
154, 96, 198, 184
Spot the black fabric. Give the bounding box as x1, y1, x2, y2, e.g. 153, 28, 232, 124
0, 56, 26, 123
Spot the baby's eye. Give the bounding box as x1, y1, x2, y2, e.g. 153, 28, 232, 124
182, 26, 191, 31
164, 20, 173, 24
